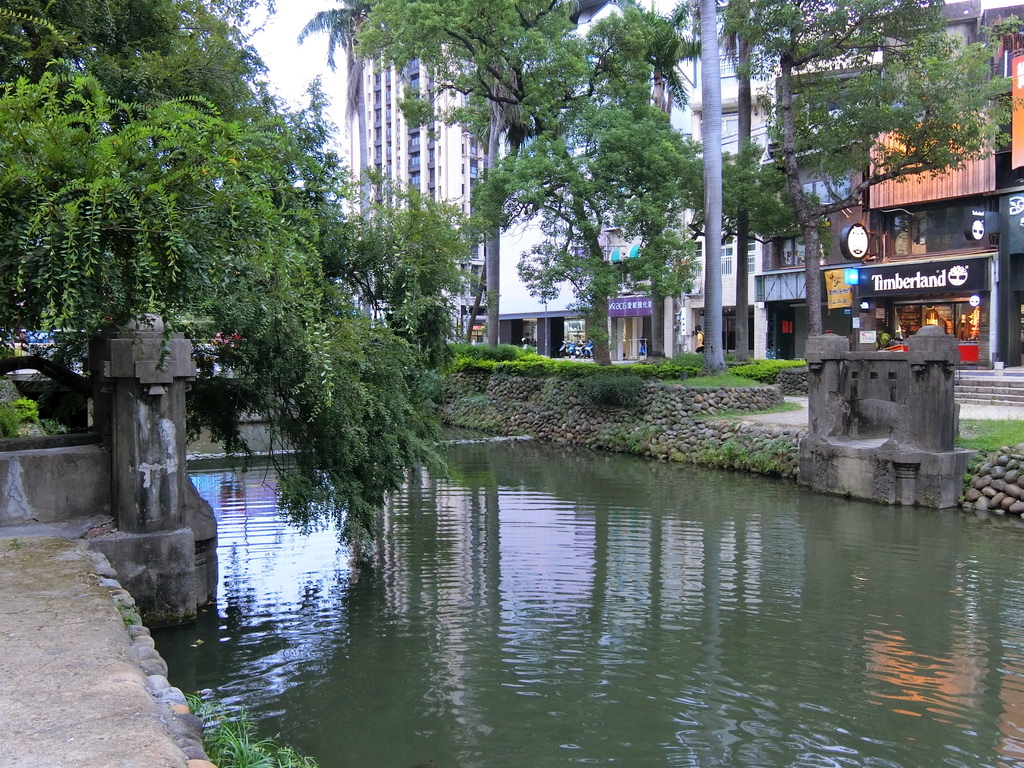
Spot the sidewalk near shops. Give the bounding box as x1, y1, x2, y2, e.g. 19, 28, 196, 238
740, 395, 1024, 429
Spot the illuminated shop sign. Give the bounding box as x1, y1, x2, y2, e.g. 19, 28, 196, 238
608, 297, 653, 317
858, 257, 989, 297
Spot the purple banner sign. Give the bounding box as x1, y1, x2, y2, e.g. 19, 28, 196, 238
609, 297, 652, 317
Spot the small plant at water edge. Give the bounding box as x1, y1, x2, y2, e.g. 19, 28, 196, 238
187, 694, 320, 768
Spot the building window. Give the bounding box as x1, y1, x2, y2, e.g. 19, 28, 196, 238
429, 148, 435, 164
780, 237, 806, 268
721, 241, 734, 277
409, 172, 421, 187
723, 115, 738, 139
886, 204, 977, 258
410, 75, 420, 90
409, 135, 420, 150
374, 109, 381, 124
410, 153, 420, 168
747, 241, 758, 274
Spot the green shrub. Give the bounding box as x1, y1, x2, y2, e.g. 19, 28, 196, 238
449, 342, 530, 362
729, 359, 806, 384
0, 406, 19, 437
0, 397, 39, 437
11, 398, 38, 422
572, 373, 645, 408
449, 358, 498, 374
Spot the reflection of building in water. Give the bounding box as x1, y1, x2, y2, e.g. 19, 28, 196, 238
862, 628, 985, 722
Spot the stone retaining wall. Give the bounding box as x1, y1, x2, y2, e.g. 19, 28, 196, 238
776, 366, 808, 396
962, 447, 1024, 517
442, 373, 804, 478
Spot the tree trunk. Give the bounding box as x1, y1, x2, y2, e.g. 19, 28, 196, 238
778, 56, 823, 336
485, 105, 502, 348
700, 0, 727, 375
649, 289, 667, 359
589, 305, 612, 365
733, 32, 752, 361
464, 262, 486, 342
352, 56, 371, 213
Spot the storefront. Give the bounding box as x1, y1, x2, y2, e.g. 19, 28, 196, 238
854, 256, 991, 364
609, 297, 652, 360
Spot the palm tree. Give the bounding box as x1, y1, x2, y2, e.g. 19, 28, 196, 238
299, 1, 371, 212
645, 8, 699, 358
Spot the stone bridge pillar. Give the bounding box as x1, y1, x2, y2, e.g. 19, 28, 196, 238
88, 317, 216, 625
799, 326, 973, 509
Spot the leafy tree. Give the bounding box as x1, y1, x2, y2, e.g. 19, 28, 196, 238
744, 0, 1007, 336
0, 0, 262, 116
0, 6, 472, 558
478, 12, 699, 365
359, 0, 579, 347
321, 178, 474, 370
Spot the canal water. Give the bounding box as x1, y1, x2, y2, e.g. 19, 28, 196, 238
158, 439, 1024, 768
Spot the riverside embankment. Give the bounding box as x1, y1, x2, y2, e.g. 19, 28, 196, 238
441, 371, 1024, 514
442, 371, 806, 477
0, 536, 212, 768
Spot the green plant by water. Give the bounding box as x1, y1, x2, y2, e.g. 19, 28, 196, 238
0, 397, 39, 437
187, 694, 319, 768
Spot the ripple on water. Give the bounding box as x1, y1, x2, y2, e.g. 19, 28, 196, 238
166, 449, 1024, 768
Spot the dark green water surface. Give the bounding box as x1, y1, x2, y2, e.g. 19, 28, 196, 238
159, 439, 1024, 768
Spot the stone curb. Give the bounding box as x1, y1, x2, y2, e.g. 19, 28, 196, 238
75, 541, 216, 766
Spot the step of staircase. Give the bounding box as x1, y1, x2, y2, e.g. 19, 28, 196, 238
956, 378, 1024, 406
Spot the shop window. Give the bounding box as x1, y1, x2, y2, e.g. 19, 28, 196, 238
887, 205, 978, 258
893, 303, 979, 341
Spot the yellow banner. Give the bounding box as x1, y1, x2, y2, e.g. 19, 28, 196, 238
824, 269, 853, 310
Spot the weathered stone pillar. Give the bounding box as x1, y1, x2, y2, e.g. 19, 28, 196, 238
88, 317, 216, 624
104, 318, 193, 532
906, 325, 960, 452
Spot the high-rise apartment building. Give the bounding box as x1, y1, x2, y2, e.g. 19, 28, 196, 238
351, 59, 488, 342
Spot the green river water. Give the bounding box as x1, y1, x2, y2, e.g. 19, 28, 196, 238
158, 438, 1024, 768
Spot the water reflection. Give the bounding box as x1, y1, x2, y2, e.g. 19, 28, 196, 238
158, 441, 1024, 768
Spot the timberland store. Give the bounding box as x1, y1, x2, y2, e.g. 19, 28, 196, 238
852, 256, 990, 364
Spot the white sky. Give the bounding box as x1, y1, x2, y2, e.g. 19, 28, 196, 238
248, 2, 349, 152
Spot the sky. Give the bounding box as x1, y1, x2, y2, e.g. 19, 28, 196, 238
248, 1, 349, 153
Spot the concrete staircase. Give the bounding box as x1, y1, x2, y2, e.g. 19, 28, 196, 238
955, 373, 1024, 406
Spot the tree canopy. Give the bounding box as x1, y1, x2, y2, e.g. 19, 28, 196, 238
0, 1, 472, 558
476, 10, 700, 364
743, 0, 1008, 335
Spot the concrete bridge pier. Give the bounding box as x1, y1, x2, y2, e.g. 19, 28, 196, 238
798, 326, 975, 509
87, 318, 217, 625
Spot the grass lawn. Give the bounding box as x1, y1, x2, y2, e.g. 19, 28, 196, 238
957, 420, 1024, 452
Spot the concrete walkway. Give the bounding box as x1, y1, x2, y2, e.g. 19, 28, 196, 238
739, 396, 1024, 429
0, 537, 191, 768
